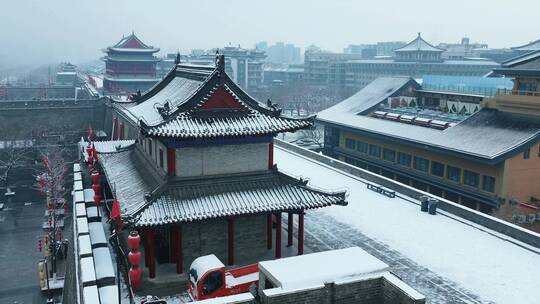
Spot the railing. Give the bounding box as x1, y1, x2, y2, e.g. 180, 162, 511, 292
496, 88, 540, 97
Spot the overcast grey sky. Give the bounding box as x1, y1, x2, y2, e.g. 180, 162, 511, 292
0, 0, 538, 68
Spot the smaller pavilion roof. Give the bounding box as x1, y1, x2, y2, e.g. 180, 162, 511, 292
395, 33, 445, 53
105, 32, 159, 53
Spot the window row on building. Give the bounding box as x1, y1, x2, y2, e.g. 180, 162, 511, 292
344, 137, 496, 193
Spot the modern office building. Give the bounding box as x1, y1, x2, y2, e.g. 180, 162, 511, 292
317, 53, 540, 212
304, 34, 499, 98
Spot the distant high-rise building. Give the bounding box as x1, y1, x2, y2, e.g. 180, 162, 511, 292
438, 37, 488, 60
262, 42, 301, 64
255, 41, 269, 51
376, 41, 407, 56
102, 33, 161, 95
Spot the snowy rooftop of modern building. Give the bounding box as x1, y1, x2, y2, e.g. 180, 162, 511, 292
274, 144, 540, 304
259, 247, 388, 289
317, 77, 540, 163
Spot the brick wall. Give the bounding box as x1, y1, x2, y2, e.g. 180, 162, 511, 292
261, 285, 329, 304
176, 143, 269, 177
182, 214, 267, 269
258, 273, 425, 304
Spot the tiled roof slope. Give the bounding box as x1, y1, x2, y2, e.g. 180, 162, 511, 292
94, 140, 347, 226
114, 58, 313, 139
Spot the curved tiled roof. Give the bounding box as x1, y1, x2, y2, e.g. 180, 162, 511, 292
146, 112, 313, 138
116, 58, 313, 139
134, 171, 347, 227
395, 33, 444, 52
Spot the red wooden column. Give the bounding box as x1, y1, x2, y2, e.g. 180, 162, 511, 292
176, 225, 183, 274
298, 210, 304, 255
111, 117, 117, 140
227, 218, 235, 266
268, 141, 274, 169
167, 148, 176, 177
287, 212, 293, 247
148, 229, 156, 278
266, 214, 272, 250
143, 229, 150, 268
169, 226, 177, 263
275, 213, 282, 258
117, 121, 123, 140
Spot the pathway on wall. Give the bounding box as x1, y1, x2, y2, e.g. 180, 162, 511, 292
285, 213, 490, 304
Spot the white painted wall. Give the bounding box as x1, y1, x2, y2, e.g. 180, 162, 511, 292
176, 143, 269, 177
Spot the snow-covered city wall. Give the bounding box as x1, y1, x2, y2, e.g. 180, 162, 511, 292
275, 139, 540, 248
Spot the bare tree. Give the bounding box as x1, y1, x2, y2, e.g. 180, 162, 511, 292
37, 145, 68, 278
0, 138, 32, 194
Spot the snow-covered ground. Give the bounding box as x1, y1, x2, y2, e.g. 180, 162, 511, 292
275, 146, 540, 304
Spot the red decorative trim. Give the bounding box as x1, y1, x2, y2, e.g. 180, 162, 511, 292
200, 86, 244, 110
124, 37, 145, 49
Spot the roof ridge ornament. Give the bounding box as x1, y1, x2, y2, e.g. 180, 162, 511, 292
175, 51, 181, 65
215, 50, 225, 74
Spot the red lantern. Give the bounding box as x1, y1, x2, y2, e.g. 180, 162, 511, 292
38, 240, 42, 252
129, 267, 142, 289
93, 194, 101, 207
128, 251, 142, 266
90, 171, 100, 185
127, 231, 141, 250
127, 230, 142, 289
92, 183, 101, 195
85, 145, 92, 155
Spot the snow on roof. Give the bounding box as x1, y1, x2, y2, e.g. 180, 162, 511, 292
83, 189, 94, 203
80, 257, 97, 284
317, 78, 540, 160
86, 206, 99, 219
83, 285, 99, 303
395, 33, 444, 52
259, 247, 388, 289
88, 222, 107, 247
74, 190, 84, 203
98, 285, 119, 304
511, 38, 540, 51
318, 76, 415, 116
275, 145, 540, 304
75, 203, 87, 218
74, 172, 82, 182
77, 217, 89, 235
501, 49, 540, 67
92, 247, 115, 280
74, 180, 83, 191
78, 235, 92, 257
190, 254, 224, 281
92, 140, 135, 153
195, 293, 255, 304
